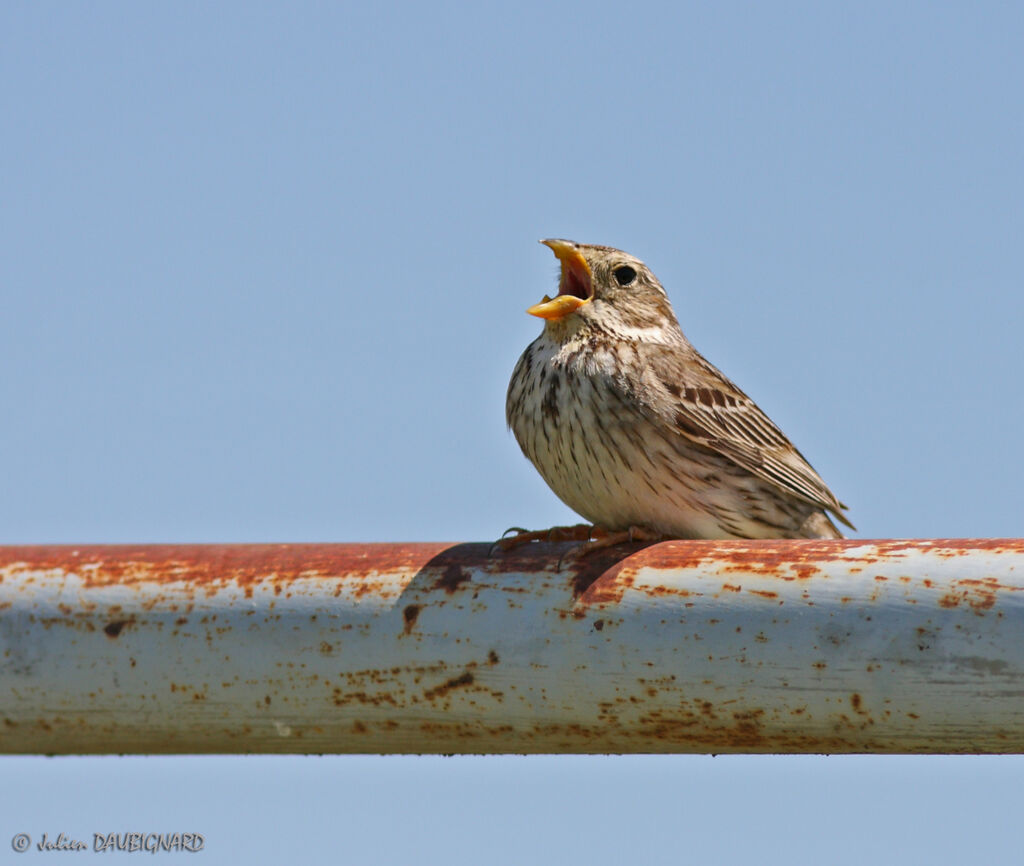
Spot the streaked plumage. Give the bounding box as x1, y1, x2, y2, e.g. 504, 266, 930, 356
506, 239, 852, 540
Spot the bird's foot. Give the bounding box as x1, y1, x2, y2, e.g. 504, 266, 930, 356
491, 523, 596, 555
556, 526, 667, 569
491, 523, 667, 566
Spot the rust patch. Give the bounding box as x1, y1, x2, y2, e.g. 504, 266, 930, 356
789, 564, 817, 579
5, 540, 1023, 635
103, 620, 129, 638
937, 577, 1014, 613
880, 539, 1024, 558
574, 550, 648, 605
433, 564, 472, 594
730, 709, 765, 743
402, 604, 422, 633
748, 590, 778, 599
568, 542, 661, 600
423, 672, 474, 701
610, 538, 1024, 581
0, 543, 454, 589
613, 540, 837, 579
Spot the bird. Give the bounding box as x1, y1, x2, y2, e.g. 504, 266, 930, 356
504, 239, 852, 551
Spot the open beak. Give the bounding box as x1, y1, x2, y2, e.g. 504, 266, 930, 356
528, 239, 593, 320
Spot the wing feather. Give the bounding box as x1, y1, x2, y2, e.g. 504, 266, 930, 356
638, 343, 854, 528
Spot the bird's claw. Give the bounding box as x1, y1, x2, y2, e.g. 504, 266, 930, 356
500, 527, 530, 539
489, 527, 531, 556
490, 524, 595, 555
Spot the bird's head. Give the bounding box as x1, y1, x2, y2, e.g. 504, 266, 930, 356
530, 239, 679, 339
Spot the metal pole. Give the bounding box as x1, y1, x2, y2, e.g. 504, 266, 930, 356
1, 540, 1022, 754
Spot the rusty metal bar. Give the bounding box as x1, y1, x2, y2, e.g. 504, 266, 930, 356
1, 540, 1023, 754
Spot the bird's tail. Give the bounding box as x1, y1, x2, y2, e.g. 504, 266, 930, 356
800, 511, 845, 539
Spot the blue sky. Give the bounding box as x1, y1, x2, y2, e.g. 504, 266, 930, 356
2, 2, 1022, 863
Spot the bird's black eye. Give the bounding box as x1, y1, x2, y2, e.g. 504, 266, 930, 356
613, 265, 637, 286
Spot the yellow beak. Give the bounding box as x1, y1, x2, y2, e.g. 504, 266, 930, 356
529, 239, 593, 320
527, 293, 588, 319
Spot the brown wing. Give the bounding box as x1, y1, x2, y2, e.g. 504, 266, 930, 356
638, 343, 854, 528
